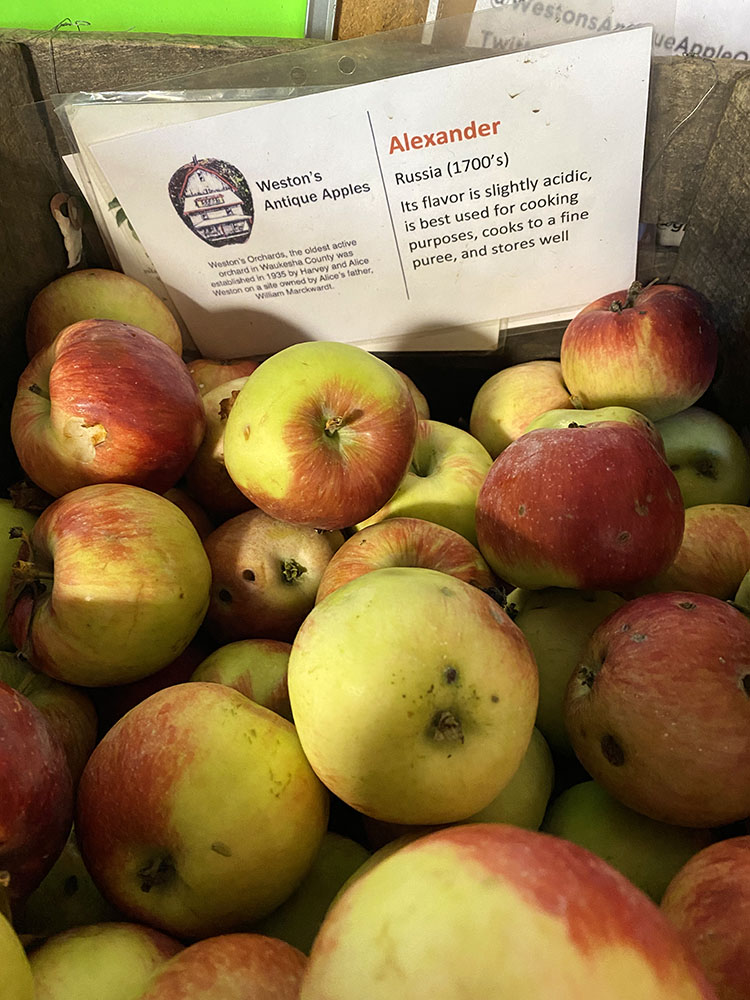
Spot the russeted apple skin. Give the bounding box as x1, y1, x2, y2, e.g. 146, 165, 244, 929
565, 592, 750, 828
661, 836, 750, 1000
316, 516, 497, 604
560, 282, 718, 421
11, 319, 206, 499
25, 268, 183, 357
223, 341, 418, 530
475, 421, 685, 591
300, 824, 717, 999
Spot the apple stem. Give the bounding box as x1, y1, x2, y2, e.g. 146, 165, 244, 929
324, 415, 345, 436
28, 382, 50, 400
610, 276, 660, 313
138, 854, 176, 893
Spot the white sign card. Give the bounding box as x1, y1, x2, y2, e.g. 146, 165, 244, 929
87, 27, 652, 358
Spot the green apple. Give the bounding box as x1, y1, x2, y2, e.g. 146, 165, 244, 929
288, 566, 539, 826
190, 638, 293, 721
0, 499, 37, 650
28, 921, 183, 1000
0, 908, 33, 1000
735, 568, 750, 612
252, 832, 372, 953
655, 405, 750, 507
355, 420, 493, 546
506, 587, 626, 754
542, 781, 714, 902
524, 405, 665, 457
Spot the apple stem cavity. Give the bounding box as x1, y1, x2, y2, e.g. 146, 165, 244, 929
27, 382, 50, 400
138, 853, 177, 893
429, 709, 464, 744
324, 415, 345, 436
280, 559, 307, 583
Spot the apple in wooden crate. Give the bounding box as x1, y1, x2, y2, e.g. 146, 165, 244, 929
7, 483, 211, 687
223, 341, 418, 530
25, 268, 183, 358
11, 319, 205, 498
0, 909, 33, 1000
288, 566, 538, 826
565, 592, 750, 827
75, 682, 329, 938
299, 825, 716, 999
475, 421, 684, 591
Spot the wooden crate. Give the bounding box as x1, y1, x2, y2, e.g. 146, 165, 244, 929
1, 29, 748, 477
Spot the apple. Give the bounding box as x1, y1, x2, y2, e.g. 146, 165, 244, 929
0, 680, 73, 904
655, 406, 750, 507
28, 921, 183, 1000
186, 354, 262, 394
565, 592, 750, 827
0, 650, 97, 786
354, 419, 493, 546
661, 836, 750, 1000
16, 827, 121, 937
75, 682, 329, 938
395, 368, 430, 420
0, 909, 33, 1000
315, 516, 497, 605
559, 281, 719, 421
7, 483, 212, 687
635, 503, 750, 600
252, 832, 372, 954
190, 638, 293, 721
542, 780, 714, 903
300, 824, 716, 999
288, 566, 538, 826
469, 359, 574, 458
25, 267, 184, 358
735, 569, 750, 612
1, 500, 38, 651
136, 933, 307, 1000
524, 404, 665, 457
475, 421, 684, 591
204, 508, 344, 644
163, 487, 215, 540
184, 375, 256, 521
505, 587, 626, 754
11, 319, 206, 498
223, 341, 418, 530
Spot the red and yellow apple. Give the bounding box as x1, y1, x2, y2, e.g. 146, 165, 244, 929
186, 354, 262, 394
524, 404, 665, 457
190, 638, 293, 721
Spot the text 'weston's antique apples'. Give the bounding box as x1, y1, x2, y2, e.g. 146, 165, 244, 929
475, 421, 684, 591
7, 483, 211, 687
223, 341, 418, 529
288, 566, 538, 826
299, 824, 717, 1000
75, 682, 329, 939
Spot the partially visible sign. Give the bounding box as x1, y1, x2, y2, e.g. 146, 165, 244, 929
83, 28, 653, 357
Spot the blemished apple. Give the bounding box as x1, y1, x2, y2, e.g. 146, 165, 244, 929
184, 375, 256, 521
0, 498, 37, 650
315, 516, 497, 605
190, 638, 293, 721
354, 419, 493, 546
28, 921, 183, 1000
505, 587, 626, 754
655, 406, 750, 507
186, 354, 262, 394
524, 404, 665, 457
0, 650, 97, 786
0, 680, 73, 903
203, 508, 344, 644
661, 836, 750, 1000
560, 281, 718, 421
475, 421, 684, 591
469, 359, 574, 458
541, 780, 713, 903
0, 909, 33, 1000
223, 340, 418, 530
299, 824, 717, 999
136, 933, 307, 1000
252, 832, 372, 954
7, 483, 212, 687
25, 267, 183, 358
11, 319, 206, 498
288, 566, 538, 825
75, 682, 329, 938
635, 503, 750, 600
565, 592, 750, 827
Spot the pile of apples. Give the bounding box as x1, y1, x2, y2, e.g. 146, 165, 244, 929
2, 268, 750, 1000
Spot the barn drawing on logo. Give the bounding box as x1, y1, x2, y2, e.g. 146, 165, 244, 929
168, 156, 254, 247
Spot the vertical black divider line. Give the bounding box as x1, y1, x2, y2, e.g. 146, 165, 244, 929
366, 110, 410, 300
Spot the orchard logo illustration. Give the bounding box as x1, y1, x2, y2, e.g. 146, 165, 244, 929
168, 156, 254, 247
